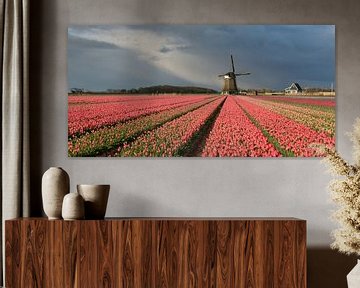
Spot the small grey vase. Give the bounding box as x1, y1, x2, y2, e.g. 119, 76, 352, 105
347, 259, 360, 288
42, 167, 70, 219
62, 192, 85, 220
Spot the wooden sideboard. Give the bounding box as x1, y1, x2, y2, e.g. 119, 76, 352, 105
5, 218, 306, 287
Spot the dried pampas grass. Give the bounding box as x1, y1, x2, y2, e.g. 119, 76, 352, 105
324, 118, 360, 256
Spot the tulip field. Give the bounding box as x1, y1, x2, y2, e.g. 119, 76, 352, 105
68, 94, 335, 157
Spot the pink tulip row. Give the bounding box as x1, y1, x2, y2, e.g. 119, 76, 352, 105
68, 95, 215, 137
201, 97, 281, 157
244, 97, 335, 137
246, 96, 334, 118
118, 97, 226, 157
235, 97, 335, 156
69, 94, 178, 105
68, 97, 218, 157
254, 96, 335, 107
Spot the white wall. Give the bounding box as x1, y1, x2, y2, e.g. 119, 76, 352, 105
33, 0, 360, 247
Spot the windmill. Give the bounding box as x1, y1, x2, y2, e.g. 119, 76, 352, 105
218, 55, 250, 94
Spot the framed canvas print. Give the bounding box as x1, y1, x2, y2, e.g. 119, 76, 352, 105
68, 25, 335, 157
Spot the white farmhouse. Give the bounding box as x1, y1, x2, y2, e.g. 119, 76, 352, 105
285, 82, 303, 94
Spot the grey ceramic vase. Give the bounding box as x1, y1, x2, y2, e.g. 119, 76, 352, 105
42, 167, 70, 219
62, 192, 85, 220
77, 184, 110, 219
347, 260, 360, 288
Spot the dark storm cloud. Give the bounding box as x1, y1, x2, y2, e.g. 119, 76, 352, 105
159, 46, 172, 53
68, 25, 335, 91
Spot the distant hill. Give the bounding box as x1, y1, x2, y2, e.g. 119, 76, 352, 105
135, 85, 218, 94
69, 85, 219, 95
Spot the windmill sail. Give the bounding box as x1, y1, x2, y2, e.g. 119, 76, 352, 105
218, 55, 250, 94
231, 55, 235, 73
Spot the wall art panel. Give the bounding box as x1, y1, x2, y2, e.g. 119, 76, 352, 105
68, 25, 335, 157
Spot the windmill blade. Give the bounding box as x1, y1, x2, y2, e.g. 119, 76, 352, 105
231, 55, 235, 73
235, 72, 251, 76
218, 74, 226, 77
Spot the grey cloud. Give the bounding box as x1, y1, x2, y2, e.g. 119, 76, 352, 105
159, 46, 172, 53
68, 25, 335, 91
68, 34, 119, 50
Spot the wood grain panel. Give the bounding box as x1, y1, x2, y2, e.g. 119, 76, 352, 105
274, 220, 307, 288
5, 221, 21, 288
80, 220, 114, 287
63, 221, 80, 288
114, 219, 154, 288
296, 221, 307, 287
120, 220, 136, 287
155, 220, 171, 287
216, 220, 234, 288
47, 220, 64, 288
242, 221, 256, 288
96, 221, 114, 287
21, 219, 47, 288
80, 220, 98, 288
202, 221, 217, 287
6, 218, 306, 288
263, 221, 275, 288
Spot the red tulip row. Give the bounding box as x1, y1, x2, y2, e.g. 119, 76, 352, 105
201, 97, 281, 157
68, 97, 218, 157
68, 95, 215, 137
118, 97, 225, 157
244, 97, 335, 137
235, 97, 335, 157
68, 93, 336, 157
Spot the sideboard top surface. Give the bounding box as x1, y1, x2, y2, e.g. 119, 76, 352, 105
6, 217, 305, 222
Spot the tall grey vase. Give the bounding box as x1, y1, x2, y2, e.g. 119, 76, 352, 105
42, 167, 70, 219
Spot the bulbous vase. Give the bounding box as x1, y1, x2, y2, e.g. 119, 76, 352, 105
42, 167, 70, 219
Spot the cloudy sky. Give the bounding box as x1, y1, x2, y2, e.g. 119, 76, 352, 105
68, 25, 335, 91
